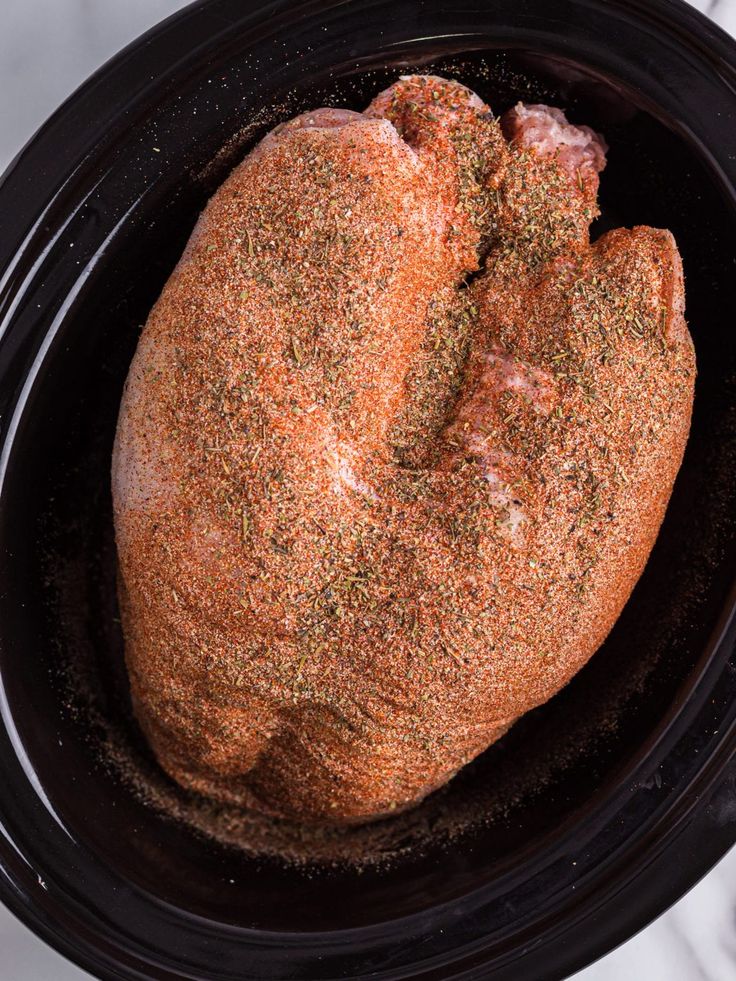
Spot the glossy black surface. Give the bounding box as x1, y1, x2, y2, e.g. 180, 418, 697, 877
0, 0, 736, 978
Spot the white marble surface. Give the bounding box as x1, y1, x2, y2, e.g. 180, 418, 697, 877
0, 1, 735, 978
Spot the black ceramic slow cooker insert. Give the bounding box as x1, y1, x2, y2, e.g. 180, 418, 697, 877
0, 0, 735, 978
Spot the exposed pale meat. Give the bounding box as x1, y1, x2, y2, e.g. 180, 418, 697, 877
502, 102, 608, 175
113, 75, 695, 824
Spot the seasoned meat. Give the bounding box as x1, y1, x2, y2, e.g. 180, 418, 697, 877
113, 75, 695, 824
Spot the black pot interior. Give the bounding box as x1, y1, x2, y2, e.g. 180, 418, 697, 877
1, 38, 736, 937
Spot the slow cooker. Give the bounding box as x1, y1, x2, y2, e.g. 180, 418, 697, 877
0, 0, 735, 977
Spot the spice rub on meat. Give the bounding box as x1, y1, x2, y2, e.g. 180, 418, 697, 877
113, 75, 695, 824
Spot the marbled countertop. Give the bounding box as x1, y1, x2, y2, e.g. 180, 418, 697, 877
1, 2, 735, 978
